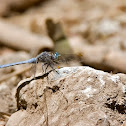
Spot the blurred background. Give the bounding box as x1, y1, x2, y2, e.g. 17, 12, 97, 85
0, 0, 126, 125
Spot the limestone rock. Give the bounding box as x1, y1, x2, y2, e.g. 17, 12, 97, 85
6, 66, 126, 126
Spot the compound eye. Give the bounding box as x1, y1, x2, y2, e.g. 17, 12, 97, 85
54, 52, 60, 59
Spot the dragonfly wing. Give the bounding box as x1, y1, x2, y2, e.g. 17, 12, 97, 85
57, 53, 79, 63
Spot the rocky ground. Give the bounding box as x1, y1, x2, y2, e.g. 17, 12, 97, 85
5, 66, 126, 126
0, 0, 126, 126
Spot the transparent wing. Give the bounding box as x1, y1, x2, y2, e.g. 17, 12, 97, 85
56, 53, 80, 63
53, 53, 83, 68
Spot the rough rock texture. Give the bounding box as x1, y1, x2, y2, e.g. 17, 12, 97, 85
121, 121, 126, 126
6, 66, 126, 126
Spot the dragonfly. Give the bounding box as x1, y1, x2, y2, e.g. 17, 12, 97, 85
0, 51, 61, 74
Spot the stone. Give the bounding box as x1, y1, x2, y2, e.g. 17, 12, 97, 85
6, 66, 126, 126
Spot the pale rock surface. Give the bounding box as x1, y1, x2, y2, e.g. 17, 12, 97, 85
6, 66, 126, 126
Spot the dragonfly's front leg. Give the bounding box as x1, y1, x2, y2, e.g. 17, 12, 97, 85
50, 64, 59, 74
45, 64, 49, 74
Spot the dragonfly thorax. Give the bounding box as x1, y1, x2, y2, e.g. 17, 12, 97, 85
36, 51, 60, 64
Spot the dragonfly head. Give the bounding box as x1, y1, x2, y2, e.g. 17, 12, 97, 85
54, 52, 61, 59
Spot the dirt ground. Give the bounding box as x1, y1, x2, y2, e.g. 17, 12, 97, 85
0, 0, 126, 126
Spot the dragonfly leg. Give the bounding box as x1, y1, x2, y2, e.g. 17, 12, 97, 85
42, 63, 47, 72
50, 64, 59, 74
45, 64, 49, 73
53, 60, 59, 64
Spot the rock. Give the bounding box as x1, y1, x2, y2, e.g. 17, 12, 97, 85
90, 19, 121, 37
6, 66, 126, 126
121, 121, 126, 126
0, 87, 16, 114
69, 35, 126, 73
95, 118, 110, 126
